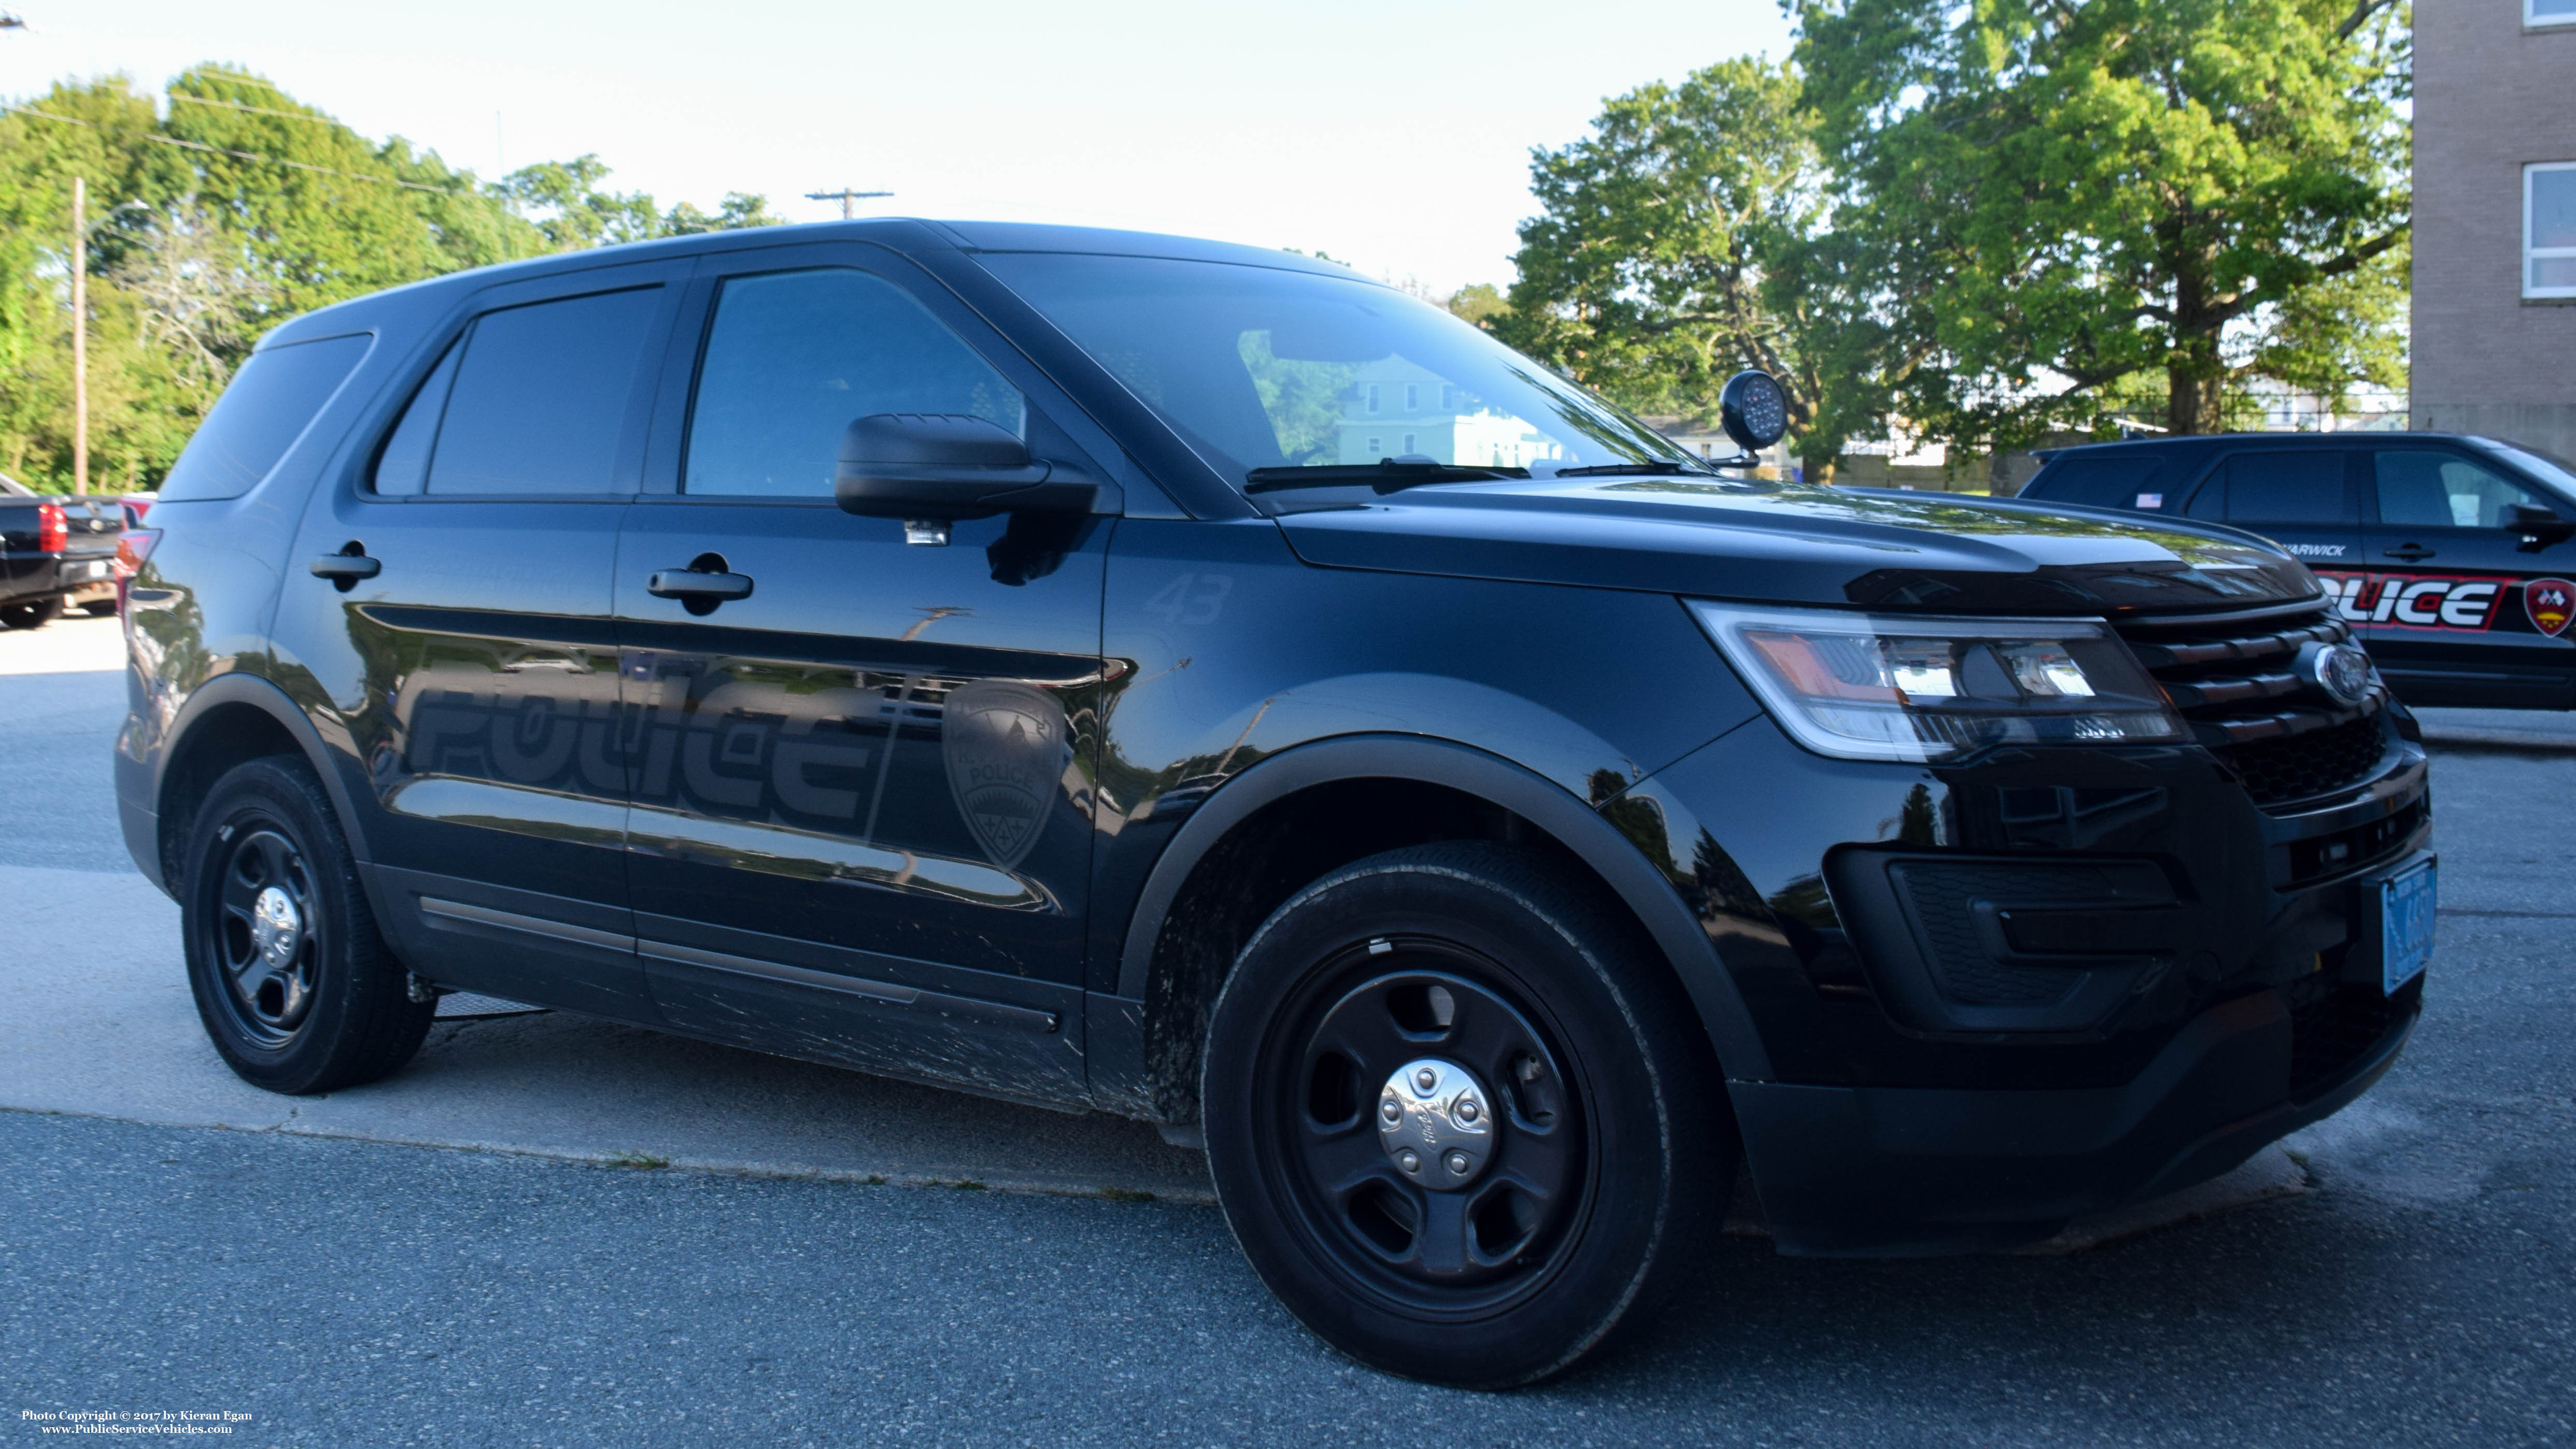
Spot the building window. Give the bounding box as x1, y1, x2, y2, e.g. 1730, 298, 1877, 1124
1403, 433, 1416, 453
1367, 436, 1381, 454
1366, 385, 1380, 413
1405, 384, 1419, 410
2530, 164, 2576, 299
2530, 0, 2576, 26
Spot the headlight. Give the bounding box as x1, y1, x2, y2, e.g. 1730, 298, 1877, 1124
1688, 601, 2186, 763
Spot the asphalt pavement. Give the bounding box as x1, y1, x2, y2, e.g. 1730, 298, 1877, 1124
3, 612, 2573, 1446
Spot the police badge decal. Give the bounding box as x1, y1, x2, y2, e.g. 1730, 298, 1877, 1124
941, 680, 1072, 870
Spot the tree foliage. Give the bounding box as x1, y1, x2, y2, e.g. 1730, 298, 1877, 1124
1492, 59, 1917, 474
1792, 0, 2412, 446
0, 66, 783, 492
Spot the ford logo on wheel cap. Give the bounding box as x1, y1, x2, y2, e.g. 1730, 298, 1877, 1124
2308, 642, 2374, 706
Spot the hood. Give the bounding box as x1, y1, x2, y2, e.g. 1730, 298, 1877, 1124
1271, 475, 2322, 618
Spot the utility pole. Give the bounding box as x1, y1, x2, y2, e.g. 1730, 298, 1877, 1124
70, 175, 86, 495
804, 187, 892, 220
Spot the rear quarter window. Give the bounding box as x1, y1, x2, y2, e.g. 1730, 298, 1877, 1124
157, 333, 374, 502
2023, 453, 2173, 511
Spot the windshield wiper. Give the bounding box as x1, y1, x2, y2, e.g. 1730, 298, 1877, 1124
1243, 460, 1530, 495
1548, 460, 1722, 478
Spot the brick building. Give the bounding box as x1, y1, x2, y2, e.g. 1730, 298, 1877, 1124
2413, 0, 2576, 458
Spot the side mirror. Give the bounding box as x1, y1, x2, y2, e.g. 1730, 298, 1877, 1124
833, 414, 1102, 536
1719, 371, 1789, 452
2503, 503, 2576, 552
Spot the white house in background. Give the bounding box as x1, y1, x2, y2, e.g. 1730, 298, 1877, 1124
1336, 359, 1563, 467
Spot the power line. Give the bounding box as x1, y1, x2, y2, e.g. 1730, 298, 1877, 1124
805, 187, 891, 220
167, 92, 342, 126
3, 104, 470, 196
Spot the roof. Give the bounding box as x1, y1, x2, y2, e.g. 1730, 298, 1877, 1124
263, 218, 1378, 349
2036, 431, 2494, 462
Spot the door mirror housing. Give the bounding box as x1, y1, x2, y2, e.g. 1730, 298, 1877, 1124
833, 413, 1105, 522
2503, 502, 2576, 552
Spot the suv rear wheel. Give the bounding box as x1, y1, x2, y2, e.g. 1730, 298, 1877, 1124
0, 596, 61, 630
1201, 842, 1732, 1388
181, 757, 433, 1093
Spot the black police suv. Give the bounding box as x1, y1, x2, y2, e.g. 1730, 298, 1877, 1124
118, 221, 2432, 1388
2020, 431, 2576, 710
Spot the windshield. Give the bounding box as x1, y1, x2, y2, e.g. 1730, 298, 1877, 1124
975, 253, 1692, 486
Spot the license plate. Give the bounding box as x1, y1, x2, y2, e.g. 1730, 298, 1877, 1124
2379, 859, 2436, 995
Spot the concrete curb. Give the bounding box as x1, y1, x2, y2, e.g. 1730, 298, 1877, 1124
2421, 726, 2576, 753
0, 1102, 1222, 1204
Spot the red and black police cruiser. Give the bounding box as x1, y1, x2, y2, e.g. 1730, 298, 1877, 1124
2021, 431, 2576, 710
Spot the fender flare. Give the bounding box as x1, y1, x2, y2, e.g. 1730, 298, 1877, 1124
1112, 733, 1774, 1082
154, 672, 378, 872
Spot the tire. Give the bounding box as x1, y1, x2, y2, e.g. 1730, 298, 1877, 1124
180, 757, 433, 1093
0, 596, 62, 630
80, 599, 119, 617
1202, 842, 1733, 1388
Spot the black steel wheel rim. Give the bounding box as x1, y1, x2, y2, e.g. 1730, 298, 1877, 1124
205, 820, 323, 1048
1258, 938, 1595, 1316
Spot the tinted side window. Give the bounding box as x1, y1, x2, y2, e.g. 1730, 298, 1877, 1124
685, 269, 1025, 496
2373, 449, 2550, 530
2025, 454, 2171, 510
159, 334, 373, 502
370, 340, 462, 496
2195, 451, 2351, 524
425, 288, 662, 496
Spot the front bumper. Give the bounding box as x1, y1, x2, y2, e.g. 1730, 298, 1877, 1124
1731, 975, 2416, 1254
1619, 706, 2432, 1254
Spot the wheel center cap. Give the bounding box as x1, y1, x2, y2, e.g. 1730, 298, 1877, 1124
1378, 1058, 1495, 1189
251, 886, 302, 970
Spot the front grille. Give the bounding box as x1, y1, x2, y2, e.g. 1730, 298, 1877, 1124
2288, 982, 2413, 1099
2226, 715, 2390, 808
2116, 600, 2391, 808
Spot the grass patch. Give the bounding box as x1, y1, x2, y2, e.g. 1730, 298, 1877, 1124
949, 1178, 988, 1191
602, 1151, 670, 1170
1098, 1186, 1156, 1204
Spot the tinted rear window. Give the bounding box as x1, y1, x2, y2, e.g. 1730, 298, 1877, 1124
425, 288, 661, 496
2024, 453, 2172, 510
2197, 450, 2350, 524
158, 333, 373, 502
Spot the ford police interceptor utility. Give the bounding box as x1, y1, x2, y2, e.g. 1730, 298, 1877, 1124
117, 221, 2432, 1387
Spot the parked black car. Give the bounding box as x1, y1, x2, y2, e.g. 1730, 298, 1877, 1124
118, 222, 2432, 1387
0, 475, 123, 628
2019, 431, 2576, 709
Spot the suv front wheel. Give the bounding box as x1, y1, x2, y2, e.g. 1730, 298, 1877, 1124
1201, 843, 1732, 1388
181, 757, 433, 1093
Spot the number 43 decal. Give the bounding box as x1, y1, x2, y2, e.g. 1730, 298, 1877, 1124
1141, 572, 1234, 625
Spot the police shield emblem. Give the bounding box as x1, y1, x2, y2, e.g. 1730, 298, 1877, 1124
2527, 578, 2576, 638
941, 680, 1071, 870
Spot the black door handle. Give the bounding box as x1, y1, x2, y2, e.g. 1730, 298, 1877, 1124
646, 569, 755, 602
2382, 543, 2435, 562
310, 546, 381, 591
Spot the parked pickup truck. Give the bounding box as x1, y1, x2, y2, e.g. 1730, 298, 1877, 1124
0, 473, 124, 629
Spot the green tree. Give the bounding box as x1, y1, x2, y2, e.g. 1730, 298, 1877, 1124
1793, 0, 2412, 446
1495, 58, 1902, 476
0, 66, 785, 492
1443, 282, 1510, 328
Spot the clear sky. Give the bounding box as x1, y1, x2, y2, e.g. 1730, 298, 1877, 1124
0, 1, 1793, 295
